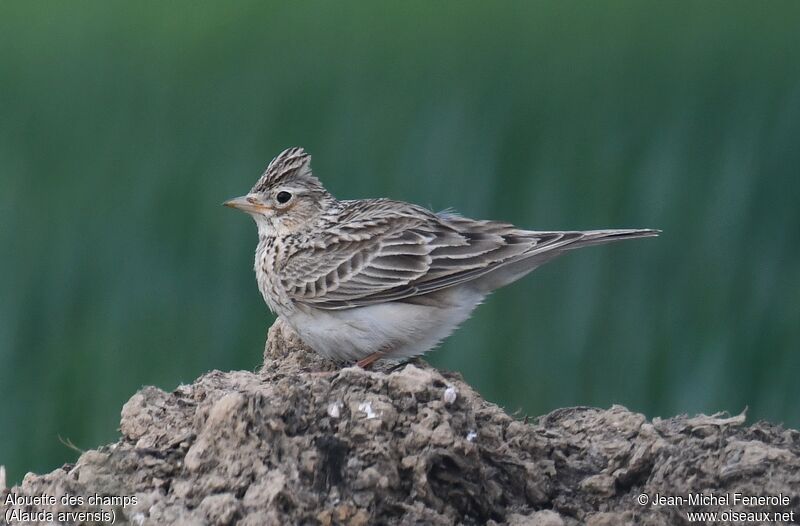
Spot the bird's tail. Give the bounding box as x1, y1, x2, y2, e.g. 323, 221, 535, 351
472, 228, 659, 292
558, 228, 661, 249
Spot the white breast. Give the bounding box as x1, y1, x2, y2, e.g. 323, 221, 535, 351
283, 287, 485, 362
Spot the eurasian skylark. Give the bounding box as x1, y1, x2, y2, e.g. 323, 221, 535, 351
225, 147, 658, 367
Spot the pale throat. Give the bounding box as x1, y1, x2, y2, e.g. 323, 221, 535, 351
252, 213, 292, 238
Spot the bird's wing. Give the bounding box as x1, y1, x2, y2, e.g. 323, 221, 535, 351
280, 200, 583, 310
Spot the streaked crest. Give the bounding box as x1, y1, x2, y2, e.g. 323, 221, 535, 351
251, 147, 319, 193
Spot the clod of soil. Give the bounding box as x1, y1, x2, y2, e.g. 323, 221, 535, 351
2, 318, 798, 525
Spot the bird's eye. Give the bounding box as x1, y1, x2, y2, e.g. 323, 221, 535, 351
276, 191, 292, 204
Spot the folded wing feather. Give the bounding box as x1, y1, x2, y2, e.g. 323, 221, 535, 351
280, 201, 566, 309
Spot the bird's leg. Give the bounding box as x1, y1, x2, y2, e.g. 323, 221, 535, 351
356, 350, 387, 369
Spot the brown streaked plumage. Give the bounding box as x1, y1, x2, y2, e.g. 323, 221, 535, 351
225, 147, 659, 366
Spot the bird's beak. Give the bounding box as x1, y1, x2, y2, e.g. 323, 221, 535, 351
223, 195, 272, 214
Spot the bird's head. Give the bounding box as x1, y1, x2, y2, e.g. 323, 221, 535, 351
224, 147, 335, 236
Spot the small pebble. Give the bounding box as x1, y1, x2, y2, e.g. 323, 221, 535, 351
358, 401, 378, 419
327, 402, 342, 418
443, 385, 458, 405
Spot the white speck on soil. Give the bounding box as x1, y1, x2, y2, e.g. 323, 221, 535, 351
358, 401, 378, 419
327, 401, 342, 418
444, 385, 458, 405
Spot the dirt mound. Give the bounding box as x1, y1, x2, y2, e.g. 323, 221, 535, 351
2, 319, 798, 525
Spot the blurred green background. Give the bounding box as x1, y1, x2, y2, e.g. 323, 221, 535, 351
2, 1, 799, 485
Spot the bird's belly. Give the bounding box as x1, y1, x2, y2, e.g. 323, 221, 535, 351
285, 288, 483, 362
